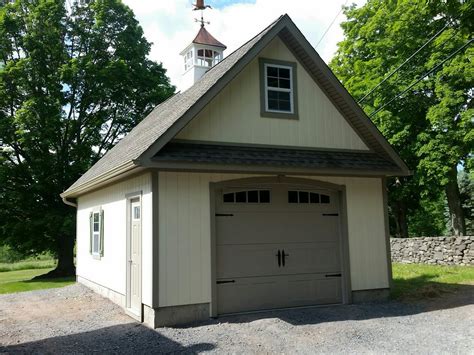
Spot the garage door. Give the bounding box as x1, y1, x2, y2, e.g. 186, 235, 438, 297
215, 183, 343, 314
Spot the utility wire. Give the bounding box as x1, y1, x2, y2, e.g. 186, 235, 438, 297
359, 22, 452, 104
370, 38, 473, 117
316, 0, 349, 48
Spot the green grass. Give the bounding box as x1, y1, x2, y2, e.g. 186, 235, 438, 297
0, 268, 75, 294
391, 263, 474, 300
0, 259, 57, 272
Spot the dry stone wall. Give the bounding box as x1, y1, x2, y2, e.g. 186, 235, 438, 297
390, 236, 473, 265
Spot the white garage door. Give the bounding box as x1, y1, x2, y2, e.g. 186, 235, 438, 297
216, 183, 343, 314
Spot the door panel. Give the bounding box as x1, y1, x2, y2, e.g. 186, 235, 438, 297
217, 212, 339, 245
217, 274, 342, 314
128, 199, 141, 315
217, 244, 281, 278
278, 242, 341, 275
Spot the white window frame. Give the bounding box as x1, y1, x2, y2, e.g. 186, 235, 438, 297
264, 63, 294, 114
91, 210, 101, 257
90, 208, 104, 259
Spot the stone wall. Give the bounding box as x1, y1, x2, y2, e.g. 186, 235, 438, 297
390, 236, 473, 265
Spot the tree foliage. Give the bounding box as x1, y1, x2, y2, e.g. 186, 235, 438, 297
330, 0, 473, 237
0, 0, 175, 274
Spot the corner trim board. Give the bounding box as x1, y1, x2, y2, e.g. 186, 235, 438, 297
151, 171, 160, 308
382, 177, 393, 288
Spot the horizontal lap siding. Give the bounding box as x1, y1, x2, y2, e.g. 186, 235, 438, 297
176, 37, 369, 151
76, 173, 153, 306
158, 172, 388, 307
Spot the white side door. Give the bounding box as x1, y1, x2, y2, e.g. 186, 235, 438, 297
127, 198, 142, 316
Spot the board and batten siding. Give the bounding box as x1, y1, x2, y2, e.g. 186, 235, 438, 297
76, 173, 153, 306
158, 172, 388, 308
176, 36, 368, 151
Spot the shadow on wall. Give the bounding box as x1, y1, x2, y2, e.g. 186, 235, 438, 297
3, 323, 215, 354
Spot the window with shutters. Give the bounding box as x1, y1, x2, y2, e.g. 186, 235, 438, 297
259, 58, 298, 119
90, 209, 104, 258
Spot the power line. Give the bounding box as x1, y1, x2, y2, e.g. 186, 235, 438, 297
358, 22, 452, 104
315, 0, 348, 48
370, 38, 473, 117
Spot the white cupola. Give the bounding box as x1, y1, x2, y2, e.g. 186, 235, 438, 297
180, 2, 226, 90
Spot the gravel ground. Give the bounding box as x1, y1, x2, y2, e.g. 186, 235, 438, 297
0, 283, 473, 354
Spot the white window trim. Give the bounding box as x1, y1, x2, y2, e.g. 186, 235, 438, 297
91, 209, 102, 259
264, 63, 294, 114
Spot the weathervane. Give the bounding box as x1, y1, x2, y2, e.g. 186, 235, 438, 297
193, 0, 212, 27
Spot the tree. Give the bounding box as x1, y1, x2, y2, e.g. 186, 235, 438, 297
0, 0, 175, 276
330, 0, 473, 237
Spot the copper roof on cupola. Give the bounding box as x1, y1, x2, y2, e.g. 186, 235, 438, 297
192, 25, 227, 49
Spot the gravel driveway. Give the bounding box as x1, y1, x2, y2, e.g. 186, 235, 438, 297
0, 283, 473, 354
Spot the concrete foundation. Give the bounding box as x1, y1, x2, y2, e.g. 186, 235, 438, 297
352, 288, 390, 302
144, 303, 210, 328
77, 276, 126, 308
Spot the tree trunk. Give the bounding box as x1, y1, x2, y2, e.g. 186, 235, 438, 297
34, 233, 75, 279
445, 166, 466, 236
393, 200, 409, 238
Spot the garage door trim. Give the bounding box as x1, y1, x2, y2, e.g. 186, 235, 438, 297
209, 176, 352, 317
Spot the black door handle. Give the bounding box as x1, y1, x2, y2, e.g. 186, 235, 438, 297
282, 250, 289, 266
276, 250, 281, 267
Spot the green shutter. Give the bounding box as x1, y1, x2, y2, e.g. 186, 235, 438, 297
100, 209, 105, 257
89, 212, 93, 254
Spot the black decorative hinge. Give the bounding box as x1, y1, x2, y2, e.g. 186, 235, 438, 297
325, 273, 342, 278
215, 213, 234, 217
322, 213, 339, 216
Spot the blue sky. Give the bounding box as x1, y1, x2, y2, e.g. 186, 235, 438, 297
122, 0, 366, 90
207, 0, 256, 8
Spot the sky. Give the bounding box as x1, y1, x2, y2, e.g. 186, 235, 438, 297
121, 0, 366, 91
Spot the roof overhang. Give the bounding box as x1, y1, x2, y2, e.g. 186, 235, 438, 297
60, 161, 144, 199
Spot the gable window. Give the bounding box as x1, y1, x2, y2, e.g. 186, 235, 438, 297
89, 209, 104, 258
260, 58, 298, 119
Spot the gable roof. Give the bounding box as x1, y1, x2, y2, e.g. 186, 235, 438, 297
193, 25, 227, 49
62, 14, 409, 198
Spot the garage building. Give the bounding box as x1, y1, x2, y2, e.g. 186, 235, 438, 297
61, 14, 410, 328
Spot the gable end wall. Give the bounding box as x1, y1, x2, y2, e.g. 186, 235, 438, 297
176, 36, 369, 151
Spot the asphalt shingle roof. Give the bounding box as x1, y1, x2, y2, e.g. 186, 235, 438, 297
154, 143, 399, 172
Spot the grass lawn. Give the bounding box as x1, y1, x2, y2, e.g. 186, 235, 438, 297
0, 259, 57, 272
0, 268, 75, 295
391, 263, 474, 300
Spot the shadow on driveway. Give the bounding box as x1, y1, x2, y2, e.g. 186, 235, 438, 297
2, 323, 215, 354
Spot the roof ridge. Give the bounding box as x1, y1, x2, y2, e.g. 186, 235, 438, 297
198, 14, 285, 78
